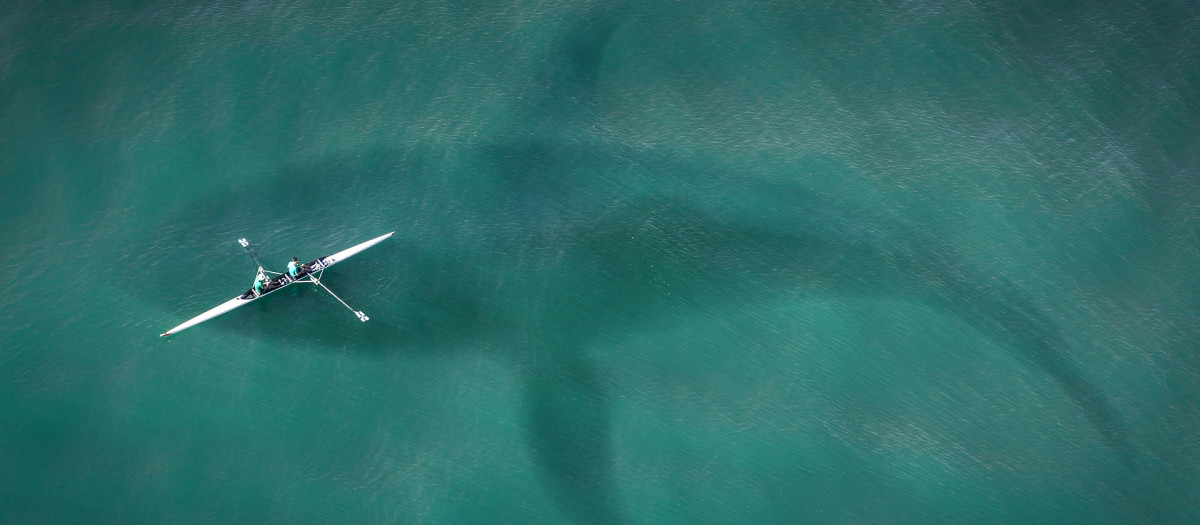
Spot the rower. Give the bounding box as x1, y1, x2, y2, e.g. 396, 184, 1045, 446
287, 257, 302, 277
253, 272, 268, 296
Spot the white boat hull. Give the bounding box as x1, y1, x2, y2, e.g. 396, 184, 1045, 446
159, 297, 253, 337
312, 231, 395, 271
160, 232, 394, 337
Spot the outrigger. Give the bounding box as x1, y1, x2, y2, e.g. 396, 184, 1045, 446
160, 232, 394, 337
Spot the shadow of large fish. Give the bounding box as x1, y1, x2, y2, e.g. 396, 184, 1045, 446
496, 4, 1138, 523
140, 5, 1141, 522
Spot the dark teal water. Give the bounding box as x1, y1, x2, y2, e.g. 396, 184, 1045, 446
2, 1, 1198, 523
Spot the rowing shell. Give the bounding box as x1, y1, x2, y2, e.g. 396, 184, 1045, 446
160, 231, 394, 337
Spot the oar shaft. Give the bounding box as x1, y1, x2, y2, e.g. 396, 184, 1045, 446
311, 276, 370, 322
238, 238, 269, 271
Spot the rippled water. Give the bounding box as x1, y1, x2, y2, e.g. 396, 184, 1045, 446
2, 1, 1198, 522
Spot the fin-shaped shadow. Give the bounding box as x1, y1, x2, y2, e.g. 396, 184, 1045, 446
485, 132, 1139, 522
526, 350, 622, 525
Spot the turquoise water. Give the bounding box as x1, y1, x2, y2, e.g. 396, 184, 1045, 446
2, 1, 1198, 522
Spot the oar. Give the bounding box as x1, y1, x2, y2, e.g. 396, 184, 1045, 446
309, 273, 370, 322
238, 238, 281, 275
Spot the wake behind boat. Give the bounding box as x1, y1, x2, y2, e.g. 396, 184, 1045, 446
160, 231, 394, 337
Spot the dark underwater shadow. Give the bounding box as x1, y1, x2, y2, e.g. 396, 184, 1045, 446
465, 139, 1145, 523
139, 136, 1143, 521
141, 4, 1151, 523
489, 2, 1145, 520
525, 350, 621, 525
